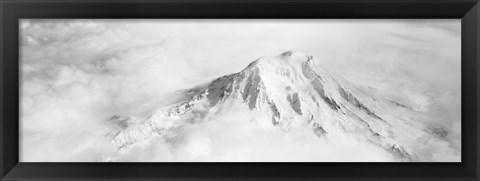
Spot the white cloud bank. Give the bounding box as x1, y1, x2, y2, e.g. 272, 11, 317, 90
106, 108, 396, 162
20, 19, 460, 162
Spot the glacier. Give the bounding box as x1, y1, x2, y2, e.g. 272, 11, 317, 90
104, 51, 459, 162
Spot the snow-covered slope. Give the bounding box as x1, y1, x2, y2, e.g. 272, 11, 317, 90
106, 51, 457, 162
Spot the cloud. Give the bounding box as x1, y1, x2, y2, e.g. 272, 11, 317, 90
20, 20, 198, 161
20, 19, 460, 161
107, 107, 396, 162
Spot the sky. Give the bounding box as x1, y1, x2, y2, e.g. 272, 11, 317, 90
19, 19, 461, 162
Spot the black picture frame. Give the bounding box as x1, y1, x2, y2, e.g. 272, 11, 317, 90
1, 0, 479, 180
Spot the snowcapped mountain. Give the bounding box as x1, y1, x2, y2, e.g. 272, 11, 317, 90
105, 51, 455, 162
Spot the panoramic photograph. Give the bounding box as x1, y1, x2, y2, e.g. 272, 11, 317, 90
20, 19, 461, 162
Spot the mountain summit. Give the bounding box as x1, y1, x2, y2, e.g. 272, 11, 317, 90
106, 51, 454, 162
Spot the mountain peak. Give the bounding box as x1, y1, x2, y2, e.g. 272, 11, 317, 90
244, 51, 316, 71
280, 50, 307, 58
277, 50, 312, 63
107, 51, 448, 162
